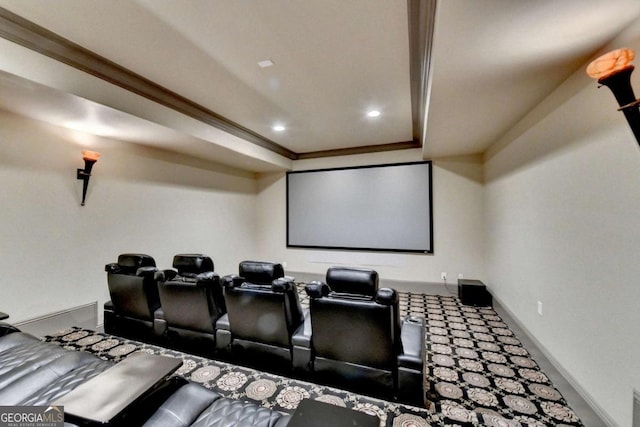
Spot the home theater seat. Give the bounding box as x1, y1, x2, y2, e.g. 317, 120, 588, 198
302, 267, 425, 406
141, 381, 290, 427
0, 325, 112, 407
216, 261, 305, 374
155, 254, 225, 357
0, 324, 291, 427
104, 253, 163, 343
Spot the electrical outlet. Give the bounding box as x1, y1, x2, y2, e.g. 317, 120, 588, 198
282, 261, 287, 268
537, 301, 543, 316
458, 273, 464, 279
441, 272, 447, 281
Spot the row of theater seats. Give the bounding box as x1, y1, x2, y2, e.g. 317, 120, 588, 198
104, 253, 426, 406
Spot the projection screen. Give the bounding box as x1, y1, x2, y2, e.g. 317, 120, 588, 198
286, 161, 433, 253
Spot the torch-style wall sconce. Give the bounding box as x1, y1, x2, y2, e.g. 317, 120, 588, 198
587, 47, 640, 148
77, 150, 101, 206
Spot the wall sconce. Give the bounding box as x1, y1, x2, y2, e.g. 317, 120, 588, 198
587, 47, 640, 147
77, 150, 101, 206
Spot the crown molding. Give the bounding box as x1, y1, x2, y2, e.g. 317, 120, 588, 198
297, 140, 420, 160
0, 6, 297, 160
407, 0, 437, 146
0, 4, 433, 161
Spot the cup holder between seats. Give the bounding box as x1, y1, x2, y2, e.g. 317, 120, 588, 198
406, 316, 423, 324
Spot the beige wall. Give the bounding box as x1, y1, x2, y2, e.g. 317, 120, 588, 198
4, 48, 638, 424
255, 149, 486, 285
0, 109, 487, 325
484, 41, 640, 425
0, 110, 259, 324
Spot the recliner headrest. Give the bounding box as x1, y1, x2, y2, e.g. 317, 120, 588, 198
116, 253, 156, 274
305, 281, 330, 299
239, 261, 284, 286
325, 267, 378, 297
173, 254, 214, 276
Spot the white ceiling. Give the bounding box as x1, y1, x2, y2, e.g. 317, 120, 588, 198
1, 0, 640, 171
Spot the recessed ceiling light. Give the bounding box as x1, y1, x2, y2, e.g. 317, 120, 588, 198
273, 125, 286, 132
258, 59, 274, 68
367, 110, 381, 118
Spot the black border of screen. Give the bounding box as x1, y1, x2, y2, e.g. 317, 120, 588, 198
286, 161, 433, 254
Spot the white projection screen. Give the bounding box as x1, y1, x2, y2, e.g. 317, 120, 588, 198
286, 161, 433, 253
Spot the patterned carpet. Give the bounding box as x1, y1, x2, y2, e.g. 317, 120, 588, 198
45, 327, 437, 427
43, 288, 584, 427
399, 292, 583, 427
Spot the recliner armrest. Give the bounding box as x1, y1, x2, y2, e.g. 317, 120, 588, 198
292, 309, 312, 373
105, 263, 120, 273
196, 271, 220, 287
156, 269, 178, 282
142, 382, 221, 427
136, 266, 159, 278
215, 314, 231, 351
0, 322, 19, 337
398, 315, 425, 370
305, 281, 330, 298
153, 308, 167, 337
271, 276, 294, 292
215, 313, 230, 331
397, 315, 426, 406
291, 309, 311, 348
221, 274, 244, 288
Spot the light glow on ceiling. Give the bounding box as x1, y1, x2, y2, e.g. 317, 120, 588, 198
367, 110, 381, 118
272, 124, 285, 132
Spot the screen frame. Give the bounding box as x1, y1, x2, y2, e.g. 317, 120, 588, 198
286, 161, 433, 254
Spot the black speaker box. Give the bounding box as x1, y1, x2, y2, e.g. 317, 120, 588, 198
458, 279, 492, 307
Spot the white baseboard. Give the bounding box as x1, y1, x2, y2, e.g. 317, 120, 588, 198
15, 302, 97, 338
492, 296, 615, 427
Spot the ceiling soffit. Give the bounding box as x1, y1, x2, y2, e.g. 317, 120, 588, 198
0, 2, 436, 160
0, 6, 295, 159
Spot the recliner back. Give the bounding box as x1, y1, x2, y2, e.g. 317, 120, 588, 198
157, 254, 224, 334
115, 253, 155, 273
224, 281, 296, 348
105, 253, 159, 321
239, 261, 285, 286
172, 254, 214, 278
304, 267, 402, 398
221, 261, 303, 368
306, 282, 399, 369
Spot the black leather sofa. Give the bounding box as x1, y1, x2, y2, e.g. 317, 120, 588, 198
0, 325, 112, 407
0, 323, 290, 427
142, 381, 289, 427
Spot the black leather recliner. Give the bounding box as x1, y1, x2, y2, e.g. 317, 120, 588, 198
155, 254, 224, 356
0, 325, 290, 427
216, 261, 305, 373
142, 380, 290, 427
104, 253, 163, 342
0, 325, 113, 406
302, 267, 426, 406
